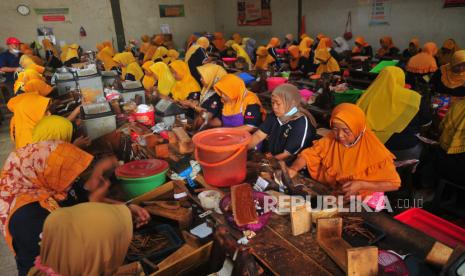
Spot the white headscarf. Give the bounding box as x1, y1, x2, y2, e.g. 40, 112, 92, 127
333, 37, 350, 54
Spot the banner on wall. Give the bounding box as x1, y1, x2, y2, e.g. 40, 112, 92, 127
369, 0, 391, 25
34, 8, 71, 23
237, 0, 272, 26
444, 0, 465, 7
159, 5, 185, 17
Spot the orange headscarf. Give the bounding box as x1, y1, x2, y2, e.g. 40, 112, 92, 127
316, 33, 326, 40
14, 67, 45, 94
437, 38, 460, 66
267, 37, 280, 49
23, 79, 53, 96
288, 45, 300, 70
213, 32, 226, 51
406, 42, 438, 74
353, 36, 369, 54
300, 103, 400, 195
7, 92, 51, 148
255, 46, 275, 70
409, 38, 420, 49
42, 39, 58, 58
96, 44, 118, 71
299, 37, 314, 58
153, 35, 165, 46
314, 38, 340, 74
441, 50, 465, 89
143, 44, 157, 63
186, 34, 198, 50
0, 141, 93, 252
139, 34, 151, 54
214, 74, 264, 117
377, 36, 395, 57
232, 33, 242, 45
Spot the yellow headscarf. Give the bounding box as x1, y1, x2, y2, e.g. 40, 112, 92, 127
185, 37, 210, 63
28, 203, 132, 276
440, 50, 465, 89
96, 46, 118, 71
299, 37, 314, 58
166, 49, 180, 64
152, 46, 169, 63
197, 63, 227, 97
42, 39, 58, 57
231, 43, 252, 68
225, 40, 235, 48
64, 44, 79, 62
142, 61, 156, 90
149, 62, 176, 96
255, 46, 275, 70
113, 52, 144, 81
169, 60, 201, 100
14, 68, 45, 94
32, 115, 73, 143
439, 99, 465, 154
357, 66, 421, 143
314, 38, 340, 75
7, 92, 51, 148
214, 74, 263, 116
19, 55, 35, 69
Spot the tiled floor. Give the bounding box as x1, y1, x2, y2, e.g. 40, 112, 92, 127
0, 108, 18, 276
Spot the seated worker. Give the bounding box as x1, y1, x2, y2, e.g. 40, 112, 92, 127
142, 61, 156, 92
402, 38, 420, 63
138, 34, 151, 63
287, 45, 301, 71
0, 139, 150, 276
28, 203, 133, 276
431, 50, 465, 97
213, 32, 227, 53
357, 66, 430, 161
169, 60, 201, 117
152, 46, 169, 63
231, 43, 252, 70
214, 74, 265, 132
149, 61, 176, 98
314, 38, 340, 75
267, 37, 281, 62
166, 49, 180, 64
113, 52, 144, 81
287, 103, 400, 205
233, 56, 250, 72
376, 36, 400, 60
185, 37, 210, 86
232, 33, 243, 46
299, 37, 317, 75
244, 38, 257, 64
254, 46, 275, 71
351, 36, 373, 59
437, 38, 460, 66
96, 41, 118, 72
41, 39, 62, 69
405, 42, 438, 88
281, 33, 298, 49
248, 84, 317, 161
61, 44, 80, 67
434, 99, 465, 184
189, 63, 227, 130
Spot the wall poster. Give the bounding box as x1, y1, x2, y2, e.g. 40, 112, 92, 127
237, 0, 271, 26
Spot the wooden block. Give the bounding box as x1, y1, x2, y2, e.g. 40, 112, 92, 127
290, 202, 312, 236
172, 127, 191, 143
316, 218, 351, 271
347, 247, 378, 276
168, 131, 178, 145
155, 144, 169, 159
144, 205, 192, 230
177, 140, 194, 154
231, 184, 259, 226
426, 242, 454, 267
115, 262, 145, 276
157, 244, 196, 269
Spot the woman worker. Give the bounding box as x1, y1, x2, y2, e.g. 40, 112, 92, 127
314, 38, 340, 75
61, 44, 80, 67
405, 42, 438, 89
431, 50, 465, 97
254, 46, 275, 71
287, 103, 400, 206
185, 37, 210, 86
231, 43, 253, 70
149, 61, 176, 98
248, 84, 317, 161
41, 39, 62, 69
169, 60, 201, 117
357, 66, 431, 161
96, 41, 118, 72
376, 36, 400, 60
28, 203, 133, 276
113, 52, 144, 81
351, 36, 373, 59
214, 74, 265, 132
437, 38, 460, 66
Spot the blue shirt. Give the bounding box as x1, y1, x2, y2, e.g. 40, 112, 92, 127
0, 50, 20, 83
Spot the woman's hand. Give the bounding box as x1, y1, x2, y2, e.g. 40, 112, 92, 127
342, 181, 366, 200
87, 175, 111, 202
73, 136, 91, 148
128, 204, 151, 228
287, 167, 298, 178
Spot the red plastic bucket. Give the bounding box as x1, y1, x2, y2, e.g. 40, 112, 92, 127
133, 111, 155, 126
266, 77, 288, 92
193, 128, 251, 187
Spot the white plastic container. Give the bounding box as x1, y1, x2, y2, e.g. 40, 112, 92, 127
81, 115, 116, 140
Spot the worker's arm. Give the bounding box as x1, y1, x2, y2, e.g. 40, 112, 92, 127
274, 151, 291, 161
0, 67, 19, 73
248, 129, 267, 149
342, 181, 399, 200
67, 105, 81, 121
287, 155, 307, 178
235, 124, 256, 133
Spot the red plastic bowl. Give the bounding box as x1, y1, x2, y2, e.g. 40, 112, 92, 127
276, 48, 287, 55
115, 159, 169, 179
222, 57, 237, 65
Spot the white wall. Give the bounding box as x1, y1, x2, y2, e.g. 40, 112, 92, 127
120, 0, 216, 51
0, 0, 115, 51
302, 0, 465, 50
